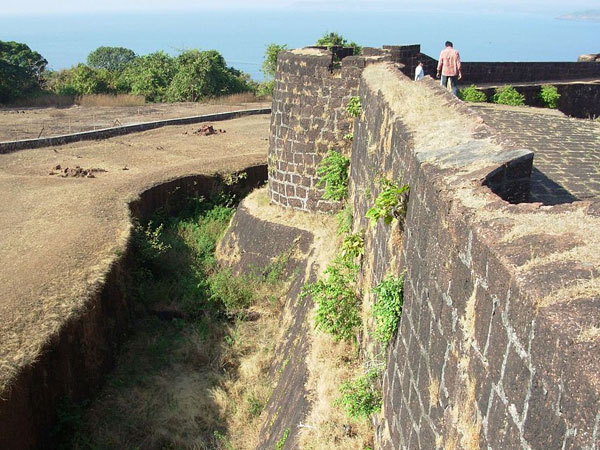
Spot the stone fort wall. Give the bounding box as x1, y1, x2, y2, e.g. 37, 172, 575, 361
386, 44, 600, 84
268, 49, 600, 448
267, 48, 390, 213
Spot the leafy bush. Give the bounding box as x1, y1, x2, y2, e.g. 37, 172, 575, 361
302, 255, 360, 341
262, 43, 288, 79
208, 268, 255, 312
118, 51, 176, 102
134, 220, 171, 262
87, 46, 136, 73
492, 85, 525, 106
346, 96, 362, 117
48, 64, 113, 96
337, 369, 381, 418
0, 40, 47, 102
539, 84, 560, 109
372, 275, 404, 344
341, 232, 364, 259
335, 204, 353, 235
366, 178, 410, 227
316, 149, 350, 201
316, 31, 361, 55
165, 49, 251, 102
458, 84, 487, 102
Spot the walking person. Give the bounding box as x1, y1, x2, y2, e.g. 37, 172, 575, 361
414, 61, 424, 81
436, 41, 462, 96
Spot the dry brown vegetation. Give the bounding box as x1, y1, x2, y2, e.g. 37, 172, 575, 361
299, 331, 374, 450
76, 94, 146, 107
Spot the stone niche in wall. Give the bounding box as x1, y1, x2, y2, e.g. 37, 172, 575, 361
267, 46, 391, 213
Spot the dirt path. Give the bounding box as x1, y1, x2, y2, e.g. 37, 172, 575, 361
0, 114, 270, 391
0, 101, 270, 141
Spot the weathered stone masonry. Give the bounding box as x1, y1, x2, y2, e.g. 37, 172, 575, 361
357, 68, 599, 449
269, 49, 600, 449
267, 48, 389, 213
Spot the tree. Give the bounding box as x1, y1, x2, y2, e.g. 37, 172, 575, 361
118, 51, 176, 102
48, 64, 112, 95
165, 49, 251, 102
262, 43, 288, 79
87, 46, 136, 73
315, 32, 361, 55
0, 40, 47, 102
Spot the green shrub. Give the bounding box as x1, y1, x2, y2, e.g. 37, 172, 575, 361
337, 369, 381, 418
302, 255, 360, 341
275, 428, 290, 450
316, 149, 350, 201
346, 96, 362, 117
372, 275, 404, 344
492, 85, 525, 106
134, 220, 172, 262
336, 204, 353, 235
539, 84, 560, 109
458, 84, 487, 102
341, 232, 364, 259
366, 178, 410, 227
208, 268, 255, 312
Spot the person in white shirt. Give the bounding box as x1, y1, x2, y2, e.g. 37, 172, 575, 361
414, 61, 424, 81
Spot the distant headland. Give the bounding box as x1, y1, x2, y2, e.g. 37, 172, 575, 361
557, 9, 600, 22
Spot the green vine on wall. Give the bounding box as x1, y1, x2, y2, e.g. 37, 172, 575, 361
316, 149, 350, 201
346, 96, 362, 118
336, 369, 382, 418
372, 274, 404, 345
366, 178, 410, 227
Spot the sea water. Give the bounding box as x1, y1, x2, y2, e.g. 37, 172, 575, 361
0, 9, 598, 80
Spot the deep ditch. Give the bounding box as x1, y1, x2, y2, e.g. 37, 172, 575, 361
0, 166, 269, 450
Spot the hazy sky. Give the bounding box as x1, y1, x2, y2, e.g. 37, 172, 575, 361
1, 0, 598, 15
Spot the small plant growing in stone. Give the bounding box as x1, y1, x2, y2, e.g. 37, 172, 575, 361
301, 255, 360, 342
316, 149, 350, 201
346, 96, 362, 118
366, 178, 410, 227
372, 274, 404, 344
458, 84, 487, 103
336, 369, 382, 418
223, 170, 247, 186
492, 85, 525, 106
336, 204, 353, 235
343, 132, 354, 141
341, 232, 364, 259
275, 428, 290, 450
539, 84, 560, 109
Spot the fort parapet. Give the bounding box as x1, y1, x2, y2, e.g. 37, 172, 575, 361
268, 46, 600, 448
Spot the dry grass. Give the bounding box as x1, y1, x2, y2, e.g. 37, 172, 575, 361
7, 94, 75, 108
69, 220, 290, 449
76, 94, 146, 107
223, 280, 293, 450
205, 92, 270, 106
362, 63, 490, 155
299, 331, 374, 450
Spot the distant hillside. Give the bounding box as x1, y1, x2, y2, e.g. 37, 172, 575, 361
557, 9, 600, 22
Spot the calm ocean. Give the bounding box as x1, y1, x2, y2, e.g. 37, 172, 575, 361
1, 9, 598, 80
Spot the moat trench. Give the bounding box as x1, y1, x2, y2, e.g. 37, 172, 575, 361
1, 166, 279, 450
57, 183, 288, 449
